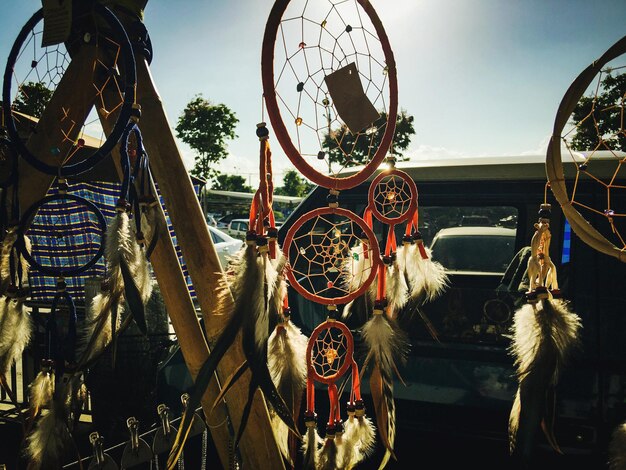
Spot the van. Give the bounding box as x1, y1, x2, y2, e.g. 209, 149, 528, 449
278, 152, 626, 468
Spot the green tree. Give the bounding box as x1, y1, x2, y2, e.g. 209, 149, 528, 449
175, 94, 239, 182
275, 170, 314, 197
212, 174, 253, 193
12, 81, 53, 118
570, 71, 626, 151
322, 109, 415, 166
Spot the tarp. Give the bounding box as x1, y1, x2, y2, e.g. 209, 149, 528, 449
27, 180, 199, 303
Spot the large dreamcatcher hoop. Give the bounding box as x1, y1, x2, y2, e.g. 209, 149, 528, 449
261, 0, 398, 190
2, 2, 137, 176
546, 35, 626, 262
283, 206, 381, 306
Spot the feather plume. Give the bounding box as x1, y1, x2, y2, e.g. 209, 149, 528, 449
363, 314, 407, 468
268, 319, 308, 463
370, 363, 396, 469
384, 261, 408, 317
339, 411, 376, 469
0, 228, 18, 292
0, 297, 32, 374
76, 291, 123, 365
302, 424, 322, 470
317, 435, 338, 470
403, 244, 448, 303
28, 367, 54, 419
168, 243, 299, 468
609, 422, 626, 470
25, 403, 71, 468
508, 298, 581, 458
25, 371, 86, 468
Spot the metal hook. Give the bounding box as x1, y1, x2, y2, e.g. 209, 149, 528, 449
181, 393, 207, 437
153, 404, 177, 455
88, 432, 118, 470
121, 417, 153, 468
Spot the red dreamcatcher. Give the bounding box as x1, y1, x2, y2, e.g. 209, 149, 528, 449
261, 0, 404, 468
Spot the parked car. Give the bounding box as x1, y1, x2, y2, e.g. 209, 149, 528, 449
430, 226, 516, 274
225, 219, 249, 241
276, 152, 626, 468
216, 213, 248, 229
208, 225, 243, 268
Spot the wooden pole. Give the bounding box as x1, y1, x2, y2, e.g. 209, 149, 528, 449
133, 56, 285, 470
16, 45, 98, 214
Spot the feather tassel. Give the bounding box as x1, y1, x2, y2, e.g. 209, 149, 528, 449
363, 312, 407, 468
302, 422, 322, 470
0, 295, 32, 375
339, 404, 376, 470
268, 318, 308, 463
25, 370, 83, 469
317, 433, 338, 470
28, 363, 54, 420
609, 422, 626, 470
508, 298, 581, 459
402, 242, 448, 303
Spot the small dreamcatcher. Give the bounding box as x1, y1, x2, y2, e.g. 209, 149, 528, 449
2, 2, 137, 176
508, 202, 581, 463
546, 34, 626, 262
261, 0, 398, 190
303, 317, 374, 470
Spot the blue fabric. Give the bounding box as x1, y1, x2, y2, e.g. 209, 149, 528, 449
27, 181, 200, 302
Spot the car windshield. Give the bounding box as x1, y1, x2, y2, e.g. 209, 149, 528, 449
431, 234, 515, 273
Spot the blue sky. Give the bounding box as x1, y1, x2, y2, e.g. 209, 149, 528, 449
2, 0, 626, 186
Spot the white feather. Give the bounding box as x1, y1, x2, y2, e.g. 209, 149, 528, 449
339, 414, 376, 469
385, 262, 409, 316
267, 319, 308, 462
0, 298, 20, 358
510, 299, 581, 381
77, 292, 123, 365
25, 403, 71, 467
302, 425, 322, 470
28, 369, 55, 417
610, 422, 626, 470
0, 298, 32, 374
405, 244, 448, 302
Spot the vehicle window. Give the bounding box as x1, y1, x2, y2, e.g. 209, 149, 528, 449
404, 205, 520, 345
210, 230, 226, 244
421, 206, 517, 274
233, 222, 242, 231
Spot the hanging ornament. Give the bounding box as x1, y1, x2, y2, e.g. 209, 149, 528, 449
168, 123, 298, 469
79, 123, 155, 367
508, 203, 581, 462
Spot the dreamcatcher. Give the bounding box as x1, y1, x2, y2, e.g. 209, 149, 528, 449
17, 176, 107, 466
545, 34, 626, 468
281, 201, 380, 470
546, 34, 626, 262
303, 317, 374, 470
260, 1, 405, 468
2, 1, 137, 177
168, 123, 299, 469
79, 123, 156, 370
508, 202, 581, 462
